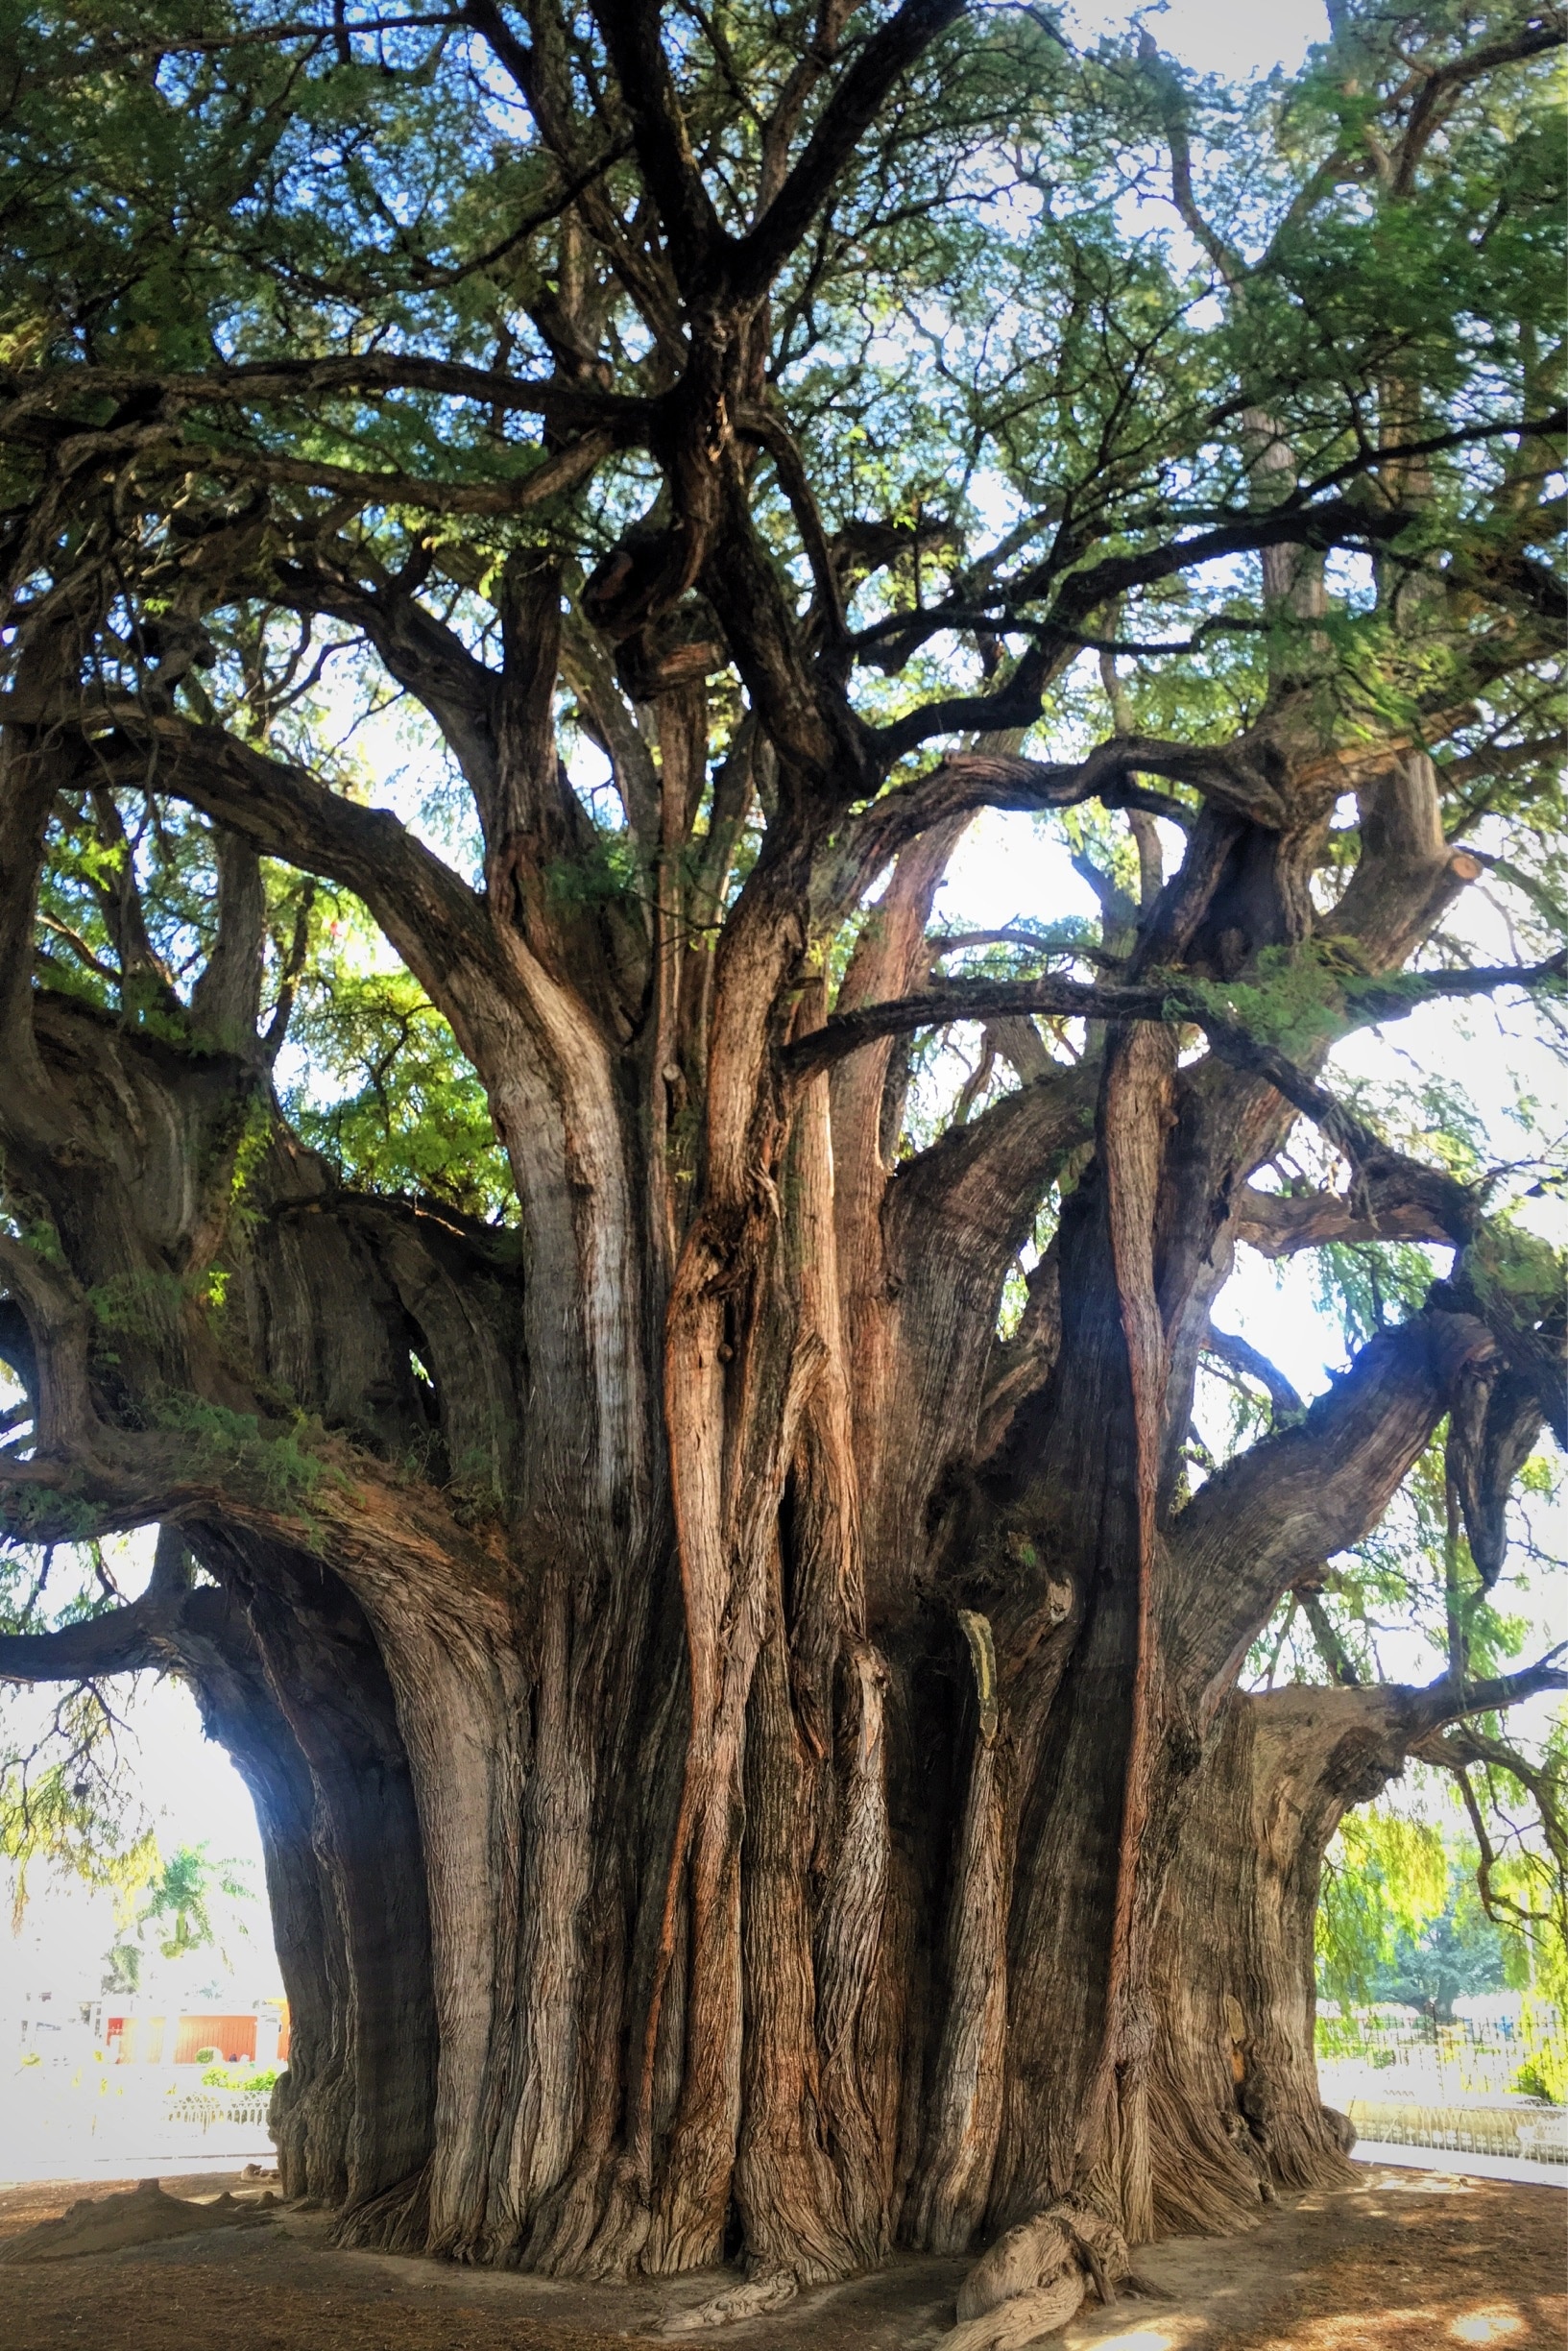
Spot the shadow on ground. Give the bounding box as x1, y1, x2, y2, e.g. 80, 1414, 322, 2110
0, 2165, 1560, 2350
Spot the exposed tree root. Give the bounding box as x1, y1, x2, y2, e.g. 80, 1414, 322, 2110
938, 2272, 1086, 2350
941, 2197, 1138, 2347
327, 2167, 431, 2256
659, 2269, 801, 2333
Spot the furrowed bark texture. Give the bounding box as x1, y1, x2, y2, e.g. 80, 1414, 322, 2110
1, 780, 1526, 2287
2, 8, 1560, 2301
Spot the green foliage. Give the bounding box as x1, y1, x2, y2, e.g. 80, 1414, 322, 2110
103, 1839, 255, 1991
200, 2062, 278, 2093
283, 964, 513, 1221
1175, 946, 1364, 1061
544, 834, 642, 913
1368, 1871, 1514, 2021
0, 1538, 161, 1923
135, 1840, 253, 1963
1512, 2017, 1566, 2105
150, 1395, 331, 1515
1, 1745, 159, 1933
86, 1269, 187, 1344
1317, 1810, 1450, 2005
1465, 1713, 1568, 2039
1464, 1219, 1565, 1333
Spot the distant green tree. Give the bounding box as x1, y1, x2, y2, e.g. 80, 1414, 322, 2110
101, 1841, 253, 1992
1316, 1807, 1449, 2006
1373, 1869, 1510, 2020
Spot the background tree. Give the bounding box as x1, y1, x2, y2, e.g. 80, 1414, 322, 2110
101, 1838, 253, 1991
0, 1, 1563, 2335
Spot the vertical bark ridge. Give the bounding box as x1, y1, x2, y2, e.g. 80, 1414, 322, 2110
205, 1541, 439, 2225
904, 1727, 1011, 2252
1146, 1691, 1368, 2230
1087, 1022, 1174, 2241
783, 1007, 896, 2266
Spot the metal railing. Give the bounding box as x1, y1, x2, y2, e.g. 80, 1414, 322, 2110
1316, 2003, 1566, 2164
166, 2091, 274, 2132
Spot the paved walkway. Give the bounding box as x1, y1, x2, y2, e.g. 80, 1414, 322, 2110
1352, 2137, 1567, 2190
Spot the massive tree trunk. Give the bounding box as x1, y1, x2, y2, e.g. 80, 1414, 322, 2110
1, 890, 1553, 2307
0, 3, 1562, 2335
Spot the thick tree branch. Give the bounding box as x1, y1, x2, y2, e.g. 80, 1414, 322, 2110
0, 1523, 200, 1684
591, 6, 726, 297
0, 608, 110, 1061
0, 354, 648, 437
1446, 1356, 1545, 1589
1167, 1305, 1498, 1699
885, 1058, 1097, 1255
1234, 1182, 1456, 1258
940, 741, 1265, 818
1244, 1652, 1568, 1808
738, 402, 849, 651
1295, 1587, 1360, 1686
1411, 1719, 1565, 1803
1203, 1325, 1304, 1420
724, 0, 969, 306
697, 463, 844, 779
868, 483, 1567, 752
273, 545, 502, 813
1393, 18, 1568, 196
190, 829, 268, 1046
816, 742, 1202, 924
0, 1235, 96, 1454
82, 709, 499, 1003
461, 0, 687, 362
0, 1598, 174, 1683
784, 954, 1560, 1132
85, 787, 183, 1024
1138, 31, 1244, 288
1430, 1261, 1567, 1455
167, 425, 617, 515
1398, 1650, 1568, 1741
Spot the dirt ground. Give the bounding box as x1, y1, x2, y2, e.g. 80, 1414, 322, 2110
0, 2164, 1561, 2351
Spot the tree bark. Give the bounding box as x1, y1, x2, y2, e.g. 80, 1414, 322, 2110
0, 904, 1553, 2295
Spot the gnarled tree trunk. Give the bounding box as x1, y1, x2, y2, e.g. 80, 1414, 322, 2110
2, 902, 1555, 2298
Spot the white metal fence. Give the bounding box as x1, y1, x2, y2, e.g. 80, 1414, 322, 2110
1, 2065, 277, 2183
166, 2090, 274, 2132
1316, 2002, 1566, 2164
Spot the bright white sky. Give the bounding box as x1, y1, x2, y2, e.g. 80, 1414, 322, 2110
4, 0, 1559, 1998
1062, 0, 1329, 78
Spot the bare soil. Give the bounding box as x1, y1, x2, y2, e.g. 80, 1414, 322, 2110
0, 2164, 1560, 2351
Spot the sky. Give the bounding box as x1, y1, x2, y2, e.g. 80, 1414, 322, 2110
1062, 0, 1330, 78
0, 1546, 280, 2014
2, 0, 1559, 2005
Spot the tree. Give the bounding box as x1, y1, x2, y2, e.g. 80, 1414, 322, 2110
1377, 1873, 1510, 2019
103, 1838, 253, 1991
0, 0, 1563, 2331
